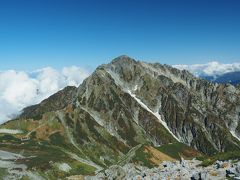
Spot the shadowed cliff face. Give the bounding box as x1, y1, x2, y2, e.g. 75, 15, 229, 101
75, 55, 240, 154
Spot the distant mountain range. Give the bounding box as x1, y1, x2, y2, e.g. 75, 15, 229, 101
201, 71, 240, 85
173, 61, 240, 85
0, 56, 240, 179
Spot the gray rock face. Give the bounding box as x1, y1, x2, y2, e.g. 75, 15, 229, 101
2, 56, 240, 179
86, 160, 240, 180
19, 86, 77, 120
74, 56, 240, 154
14, 56, 239, 155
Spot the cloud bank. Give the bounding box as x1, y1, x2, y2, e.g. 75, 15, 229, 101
173, 61, 240, 77
0, 66, 90, 124
1, 61, 239, 124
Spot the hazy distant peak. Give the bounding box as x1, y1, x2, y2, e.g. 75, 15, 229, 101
173, 61, 240, 77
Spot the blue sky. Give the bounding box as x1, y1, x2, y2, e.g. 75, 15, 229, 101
0, 0, 240, 70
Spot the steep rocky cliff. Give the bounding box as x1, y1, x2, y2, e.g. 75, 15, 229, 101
1, 55, 240, 179
74, 55, 240, 154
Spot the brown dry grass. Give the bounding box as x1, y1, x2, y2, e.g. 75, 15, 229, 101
144, 146, 176, 165
66, 175, 85, 180
181, 148, 201, 159
66, 104, 74, 113
222, 162, 230, 168
35, 124, 64, 140
209, 171, 218, 176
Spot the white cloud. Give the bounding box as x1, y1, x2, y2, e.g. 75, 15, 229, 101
1, 61, 239, 124
0, 66, 90, 124
173, 61, 240, 77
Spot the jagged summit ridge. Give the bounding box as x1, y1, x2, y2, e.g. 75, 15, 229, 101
75, 56, 240, 154
17, 55, 240, 153
1, 56, 240, 179
110, 55, 136, 64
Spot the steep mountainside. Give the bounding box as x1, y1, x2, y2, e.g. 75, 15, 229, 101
201, 71, 240, 85
75, 55, 240, 154
19, 86, 77, 120
0, 56, 240, 179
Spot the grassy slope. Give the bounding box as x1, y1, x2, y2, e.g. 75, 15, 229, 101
156, 142, 201, 160
199, 151, 240, 167
2, 107, 240, 178
131, 143, 200, 168
0, 108, 129, 178
0, 114, 98, 179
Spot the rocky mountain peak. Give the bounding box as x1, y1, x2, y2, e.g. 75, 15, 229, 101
110, 55, 136, 64
76, 56, 240, 154
1, 56, 240, 179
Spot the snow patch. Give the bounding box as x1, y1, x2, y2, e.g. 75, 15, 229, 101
230, 130, 240, 142
0, 129, 23, 134
58, 163, 72, 172
133, 85, 138, 91
126, 90, 180, 142
0, 150, 24, 160
105, 68, 180, 142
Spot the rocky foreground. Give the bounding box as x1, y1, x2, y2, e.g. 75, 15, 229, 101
84, 159, 240, 180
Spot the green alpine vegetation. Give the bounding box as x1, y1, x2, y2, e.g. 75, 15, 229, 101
1, 56, 240, 179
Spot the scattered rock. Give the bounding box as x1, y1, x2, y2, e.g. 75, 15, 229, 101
86, 159, 240, 179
